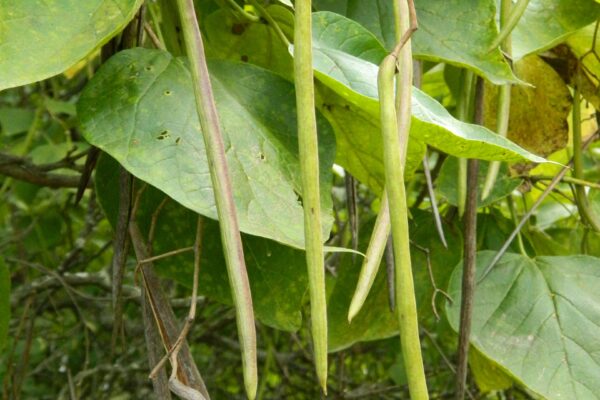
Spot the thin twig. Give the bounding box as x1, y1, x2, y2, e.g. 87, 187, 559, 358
149, 217, 204, 380
479, 131, 599, 281
129, 221, 210, 399
409, 242, 452, 320
111, 167, 132, 353
144, 22, 166, 50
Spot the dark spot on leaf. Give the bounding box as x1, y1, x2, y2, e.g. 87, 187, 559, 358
258, 152, 265, 161
175, 137, 181, 145
259, 17, 268, 24
323, 103, 333, 111
231, 23, 246, 35
175, 25, 181, 33
164, 90, 172, 96
145, 66, 153, 71
241, 55, 249, 62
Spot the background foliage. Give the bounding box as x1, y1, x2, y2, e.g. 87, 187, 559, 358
1, 0, 600, 399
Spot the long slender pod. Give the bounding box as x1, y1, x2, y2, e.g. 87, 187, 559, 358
378, 1, 428, 396
379, 54, 429, 400
348, 0, 418, 322
174, 1, 257, 398
293, 0, 328, 392
482, 0, 513, 200
348, 195, 390, 322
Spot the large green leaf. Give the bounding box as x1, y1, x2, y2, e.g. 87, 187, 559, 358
302, 12, 547, 192
328, 210, 462, 351
447, 251, 600, 399
311, 4, 516, 84
95, 154, 308, 331
512, 0, 600, 60
318, 86, 426, 193
0, 0, 143, 90
203, 6, 294, 80
78, 48, 335, 249
0, 257, 9, 352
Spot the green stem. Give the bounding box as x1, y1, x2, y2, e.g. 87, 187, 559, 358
572, 73, 600, 231
526, 175, 600, 190
379, 3, 428, 398
487, 0, 530, 52
174, 1, 258, 399
507, 195, 528, 256
482, 0, 513, 200
294, 0, 328, 392
224, 0, 260, 22
157, 0, 184, 56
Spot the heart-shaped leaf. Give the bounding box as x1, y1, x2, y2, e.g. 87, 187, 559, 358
512, 0, 600, 60
447, 251, 600, 399
78, 48, 335, 249
0, 0, 143, 90
299, 13, 547, 191
311, 4, 517, 84
95, 154, 309, 331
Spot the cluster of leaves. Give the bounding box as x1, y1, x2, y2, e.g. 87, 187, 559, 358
1, 0, 600, 399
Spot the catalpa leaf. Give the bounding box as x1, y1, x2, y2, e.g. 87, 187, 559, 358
0, 0, 143, 90
293, 12, 547, 191
95, 154, 308, 331
311, 4, 517, 84
447, 251, 600, 399
78, 48, 335, 249
512, 0, 600, 60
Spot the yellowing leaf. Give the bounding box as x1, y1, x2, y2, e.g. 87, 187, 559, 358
485, 56, 571, 161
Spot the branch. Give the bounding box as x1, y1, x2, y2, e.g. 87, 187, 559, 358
0, 152, 85, 188
129, 221, 211, 400
455, 77, 484, 400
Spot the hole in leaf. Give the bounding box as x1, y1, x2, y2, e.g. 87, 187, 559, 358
258, 152, 266, 161
164, 90, 172, 96
175, 137, 181, 145
157, 130, 170, 140
293, 190, 303, 206
145, 66, 153, 71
